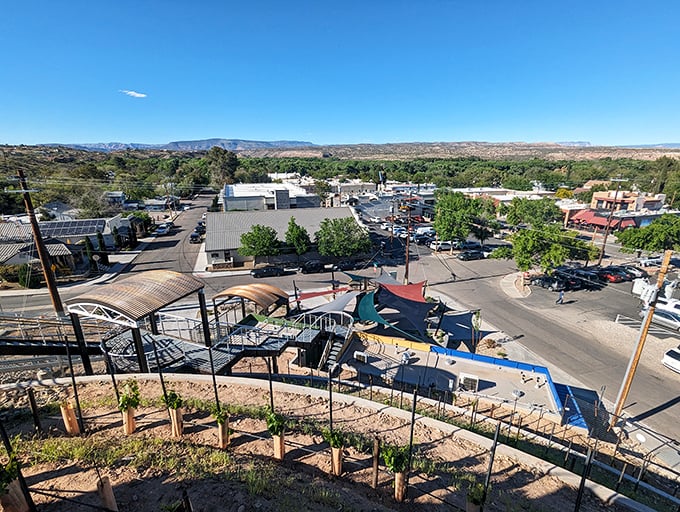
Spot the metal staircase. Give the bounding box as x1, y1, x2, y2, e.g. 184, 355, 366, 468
294, 312, 354, 373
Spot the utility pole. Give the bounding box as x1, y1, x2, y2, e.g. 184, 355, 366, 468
597, 177, 628, 266
404, 202, 411, 284
15, 168, 65, 317
611, 250, 672, 427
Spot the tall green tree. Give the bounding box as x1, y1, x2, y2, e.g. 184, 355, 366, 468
469, 216, 500, 248
433, 192, 475, 243
314, 180, 332, 205
112, 226, 122, 249
504, 197, 562, 228
316, 218, 371, 257
96, 231, 106, 251
492, 224, 597, 271
239, 225, 280, 260
84, 236, 95, 270
616, 214, 680, 253
18, 264, 41, 289
206, 147, 239, 186
284, 217, 311, 258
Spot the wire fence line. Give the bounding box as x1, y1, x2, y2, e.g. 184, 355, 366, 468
261, 367, 680, 511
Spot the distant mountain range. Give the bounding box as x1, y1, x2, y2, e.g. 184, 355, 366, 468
40, 138, 680, 160
47, 138, 315, 152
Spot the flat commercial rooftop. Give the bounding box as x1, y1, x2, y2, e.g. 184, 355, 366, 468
342, 337, 560, 414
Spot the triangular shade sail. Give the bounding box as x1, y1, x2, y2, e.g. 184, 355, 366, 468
296, 287, 350, 301
357, 292, 385, 324
375, 286, 435, 334
438, 312, 475, 340
357, 291, 426, 342
308, 291, 361, 314
379, 281, 427, 303
374, 272, 401, 285
342, 271, 372, 282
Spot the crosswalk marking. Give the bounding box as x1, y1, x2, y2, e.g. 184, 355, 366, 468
615, 314, 679, 337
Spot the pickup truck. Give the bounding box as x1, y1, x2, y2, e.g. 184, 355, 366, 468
638, 255, 662, 267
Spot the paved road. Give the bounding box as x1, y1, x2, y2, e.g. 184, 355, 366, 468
426, 256, 680, 441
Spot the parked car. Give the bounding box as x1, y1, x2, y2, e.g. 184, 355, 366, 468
662, 346, 680, 373
301, 260, 327, 274
606, 267, 633, 281
640, 308, 680, 331
639, 255, 662, 267
155, 224, 171, 236
617, 265, 648, 279
332, 260, 356, 271
380, 222, 393, 231
189, 232, 202, 244
460, 240, 482, 250
429, 240, 452, 251
553, 269, 599, 290
410, 233, 431, 244
250, 266, 284, 278
457, 250, 486, 261
594, 268, 624, 283
530, 275, 567, 292
194, 224, 206, 235
416, 235, 434, 245
655, 297, 680, 315
368, 216, 382, 223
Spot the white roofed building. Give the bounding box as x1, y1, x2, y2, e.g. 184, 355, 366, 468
221, 182, 321, 211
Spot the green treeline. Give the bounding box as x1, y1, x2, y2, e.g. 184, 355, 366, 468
2, 145, 680, 218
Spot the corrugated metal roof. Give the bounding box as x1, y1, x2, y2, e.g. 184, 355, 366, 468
66, 270, 204, 321
0, 241, 74, 263
0, 223, 32, 242
205, 207, 355, 252
212, 283, 289, 310
0, 243, 23, 263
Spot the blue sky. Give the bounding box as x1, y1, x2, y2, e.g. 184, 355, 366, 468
2, 1, 680, 146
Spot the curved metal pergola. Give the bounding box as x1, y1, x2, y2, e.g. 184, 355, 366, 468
66, 270, 209, 372
66, 270, 205, 328
211, 282, 290, 334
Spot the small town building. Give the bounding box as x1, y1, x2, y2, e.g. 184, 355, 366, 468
221, 183, 320, 211
204, 207, 357, 270
590, 190, 666, 212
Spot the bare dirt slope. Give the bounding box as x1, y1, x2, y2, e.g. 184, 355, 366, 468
3, 377, 634, 512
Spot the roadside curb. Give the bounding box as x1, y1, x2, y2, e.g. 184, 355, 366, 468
500, 272, 530, 299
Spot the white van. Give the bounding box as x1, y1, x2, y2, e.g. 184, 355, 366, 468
662, 347, 680, 374
429, 240, 452, 251
655, 297, 680, 315
415, 226, 435, 236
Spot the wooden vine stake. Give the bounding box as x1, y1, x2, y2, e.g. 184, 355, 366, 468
121, 408, 136, 435
96, 476, 119, 511
394, 471, 406, 503
60, 401, 80, 436
162, 390, 184, 438
331, 446, 343, 476
273, 434, 285, 461
217, 418, 229, 449
169, 408, 183, 438
0, 479, 29, 512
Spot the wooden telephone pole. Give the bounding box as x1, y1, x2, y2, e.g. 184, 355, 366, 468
15, 168, 66, 317
403, 205, 411, 284
611, 250, 672, 427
